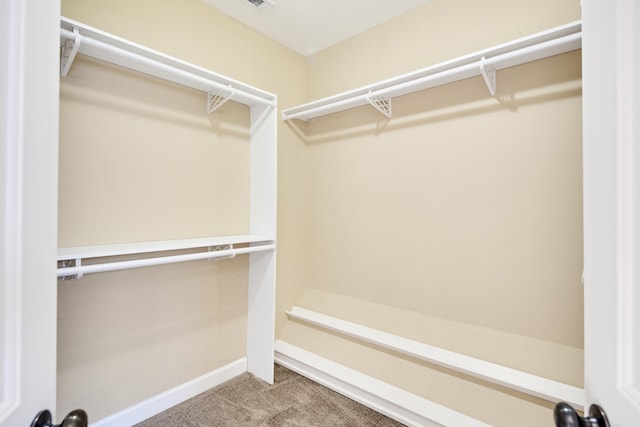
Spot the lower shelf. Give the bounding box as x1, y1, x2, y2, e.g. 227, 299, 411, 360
286, 305, 584, 410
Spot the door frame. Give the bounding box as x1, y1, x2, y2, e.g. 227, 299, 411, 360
582, 0, 640, 424
0, 0, 60, 424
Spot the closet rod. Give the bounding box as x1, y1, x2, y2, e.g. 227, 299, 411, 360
57, 244, 274, 279
281, 21, 581, 121
59, 25, 276, 109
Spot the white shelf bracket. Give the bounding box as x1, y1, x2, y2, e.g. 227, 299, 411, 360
366, 91, 392, 118
479, 55, 496, 96
60, 258, 83, 280
60, 28, 82, 78
207, 85, 235, 114
208, 244, 235, 262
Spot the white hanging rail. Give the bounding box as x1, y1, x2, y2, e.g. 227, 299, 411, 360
57, 235, 275, 279
282, 21, 581, 121
60, 17, 276, 109
57, 244, 274, 279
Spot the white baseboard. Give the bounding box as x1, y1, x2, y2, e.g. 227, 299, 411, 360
274, 340, 490, 427
91, 358, 247, 427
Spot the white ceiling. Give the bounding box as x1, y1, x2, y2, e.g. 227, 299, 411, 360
201, 0, 432, 57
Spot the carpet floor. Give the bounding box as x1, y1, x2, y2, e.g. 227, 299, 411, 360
134, 364, 406, 426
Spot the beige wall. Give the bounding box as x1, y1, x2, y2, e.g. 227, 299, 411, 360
301, 51, 583, 348
59, 57, 251, 246
306, 0, 582, 99
59, 0, 308, 420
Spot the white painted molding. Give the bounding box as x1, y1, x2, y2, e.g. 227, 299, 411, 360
275, 340, 490, 427
91, 358, 247, 427
0, 0, 24, 420
581, 0, 640, 422
286, 306, 585, 409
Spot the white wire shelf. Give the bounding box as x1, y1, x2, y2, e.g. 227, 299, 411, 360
60, 17, 277, 109
281, 21, 581, 121
57, 234, 275, 279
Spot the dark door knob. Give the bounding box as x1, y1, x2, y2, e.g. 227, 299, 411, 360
554, 402, 610, 427
30, 409, 88, 427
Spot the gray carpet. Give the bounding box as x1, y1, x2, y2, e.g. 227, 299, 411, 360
134, 364, 405, 426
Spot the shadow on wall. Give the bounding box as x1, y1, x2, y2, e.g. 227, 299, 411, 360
58, 55, 252, 246
285, 51, 582, 145
61, 56, 250, 139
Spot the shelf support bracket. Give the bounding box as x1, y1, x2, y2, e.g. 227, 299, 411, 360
366, 91, 392, 118
60, 258, 83, 280
480, 56, 496, 96
60, 28, 82, 78
208, 244, 235, 262
207, 85, 235, 114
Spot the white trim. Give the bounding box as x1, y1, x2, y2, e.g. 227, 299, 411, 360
246, 101, 278, 384
287, 306, 585, 409
0, 0, 25, 421
615, 0, 640, 403
1, 0, 60, 423
274, 340, 490, 427
91, 358, 247, 427
582, 0, 640, 422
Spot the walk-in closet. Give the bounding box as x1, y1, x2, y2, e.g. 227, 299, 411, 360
56, 1, 583, 426
6, 0, 638, 426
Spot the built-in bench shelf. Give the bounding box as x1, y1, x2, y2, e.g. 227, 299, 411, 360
285, 306, 584, 409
